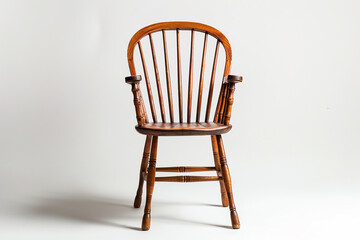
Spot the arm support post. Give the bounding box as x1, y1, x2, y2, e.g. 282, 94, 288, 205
126, 75, 147, 126
223, 75, 242, 125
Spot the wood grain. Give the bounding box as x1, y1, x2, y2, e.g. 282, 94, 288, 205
127, 22, 232, 77
162, 30, 174, 123
156, 166, 216, 172
211, 135, 229, 207
126, 22, 243, 231
176, 29, 183, 123
138, 41, 158, 122
205, 40, 220, 122
134, 136, 152, 208
196, 33, 208, 122
142, 136, 158, 231
149, 33, 166, 122
155, 175, 221, 182
187, 29, 194, 123
135, 122, 231, 136
217, 135, 240, 229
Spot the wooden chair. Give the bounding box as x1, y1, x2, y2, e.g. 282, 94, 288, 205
125, 22, 243, 230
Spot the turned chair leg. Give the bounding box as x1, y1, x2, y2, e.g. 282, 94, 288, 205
142, 136, 158, 231
211, 135, 229, 207
134, 135, 152, 208
216, 135, 240, 229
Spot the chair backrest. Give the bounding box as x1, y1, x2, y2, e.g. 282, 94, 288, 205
127, 22, 233, 124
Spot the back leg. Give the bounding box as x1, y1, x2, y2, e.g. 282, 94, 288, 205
216, 135, 240, 229
211, 135, 229, 207
134, 135, 152, 208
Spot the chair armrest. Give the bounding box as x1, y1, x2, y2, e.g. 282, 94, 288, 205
125, 75, 147, 126
125, 75, 142, 84
226, 75, 243, 83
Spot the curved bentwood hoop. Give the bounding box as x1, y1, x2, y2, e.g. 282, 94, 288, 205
125, 22, 243, 230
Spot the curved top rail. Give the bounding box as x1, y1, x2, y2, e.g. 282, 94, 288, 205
127, 21, 232, 76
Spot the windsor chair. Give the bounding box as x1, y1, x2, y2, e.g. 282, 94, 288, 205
125, 22, 243, 230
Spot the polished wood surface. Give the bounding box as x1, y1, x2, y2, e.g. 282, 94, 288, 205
217, 135, 240, 229
162, 30, 174, 123
125, 22, 243, 230
214, 83, 226, 122
126, 77, 146, 126
127, 21, 241, 126
142, 136, 158, 231
149, 33, 166, 122
155, 175, 221, 182
187, 29, 194, 123
138, 41, 157, 122
127, 21, 232, 77
156, 166, 216, 172
176, 28, 183, 123
227, 74, 243, 83
211, 135, 229, 207
135, 122, 232, 136
205, 40, 220, 122
134, 135, 152, 208
196, 33, 208, 122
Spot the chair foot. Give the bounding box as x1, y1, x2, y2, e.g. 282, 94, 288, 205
221, 192, 229, 207
142, 213, 151, 231
230, 210, 240, 229
134, 195, 142, 208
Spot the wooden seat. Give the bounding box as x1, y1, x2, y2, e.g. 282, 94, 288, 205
136, 122, 232, 136
125, 22, 244, 230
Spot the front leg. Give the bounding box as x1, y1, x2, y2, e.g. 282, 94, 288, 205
142, 136, 158, 231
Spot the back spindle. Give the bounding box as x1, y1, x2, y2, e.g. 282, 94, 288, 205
138, 41, 158, 123
149, 33, 166, 123
205, 40, 220, 122
187, 29, 194, 123
214, 81, 225, 122
217, 81, 228, 123
196, 32, 208, 122
221, 84, 230, 124
176, 29, 183, 123
162, 30, 174, 123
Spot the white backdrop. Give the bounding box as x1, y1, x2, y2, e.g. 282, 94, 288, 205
1, 0, 359, 239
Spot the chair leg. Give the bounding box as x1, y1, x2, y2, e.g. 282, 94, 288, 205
216, 135, 240, 229
134, 135, 152, 208
211, 135, 229, 207
142, 136, 158, 231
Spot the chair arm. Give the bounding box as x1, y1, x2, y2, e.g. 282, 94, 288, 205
125, 75, 142, 84
226, 75, 243, 83
125, 75, 147, 126
223, 75, 243, 125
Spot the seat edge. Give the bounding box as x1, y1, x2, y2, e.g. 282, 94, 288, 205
135, 124, 232, 136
